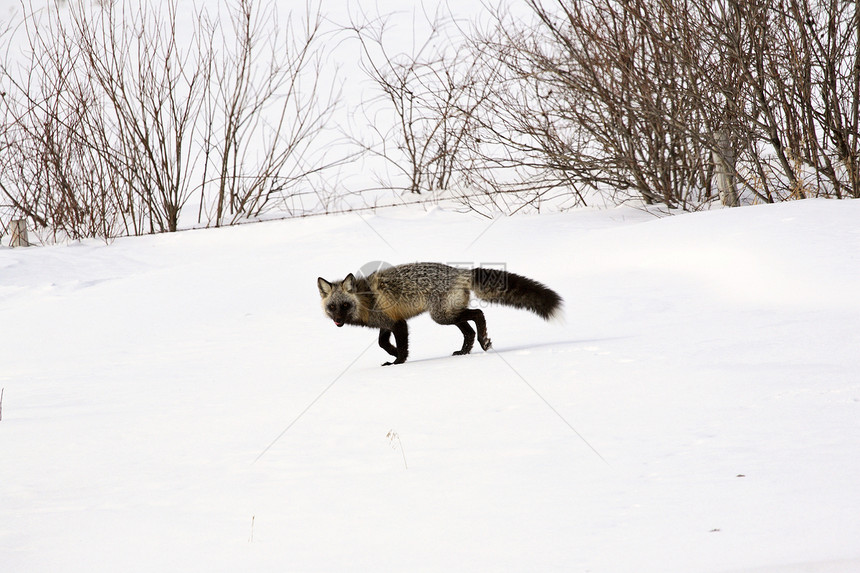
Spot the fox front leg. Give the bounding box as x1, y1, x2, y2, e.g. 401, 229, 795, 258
382, 320, 409, 366
378, 329, 398, 357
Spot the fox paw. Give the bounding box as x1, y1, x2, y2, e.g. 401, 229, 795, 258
480, 338, 492, 351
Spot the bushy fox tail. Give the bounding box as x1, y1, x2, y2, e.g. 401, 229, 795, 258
471, 268, 563, 321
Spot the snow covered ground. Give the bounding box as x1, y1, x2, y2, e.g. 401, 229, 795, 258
2, 199, 860, 572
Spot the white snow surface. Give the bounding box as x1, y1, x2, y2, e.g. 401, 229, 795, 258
2, 199, 860, 572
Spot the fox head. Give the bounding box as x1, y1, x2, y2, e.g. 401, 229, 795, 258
317, 273, 360, 327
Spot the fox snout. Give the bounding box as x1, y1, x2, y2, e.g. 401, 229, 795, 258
324, 301, 354, 327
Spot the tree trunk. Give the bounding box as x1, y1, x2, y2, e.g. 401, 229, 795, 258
10, 219, 30, 247
713, 129, 740, 207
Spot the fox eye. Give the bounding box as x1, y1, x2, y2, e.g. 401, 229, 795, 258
327, 303, 336, 312
340, 302, 352, 311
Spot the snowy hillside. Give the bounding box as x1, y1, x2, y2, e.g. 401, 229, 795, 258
2, 199, 859, 572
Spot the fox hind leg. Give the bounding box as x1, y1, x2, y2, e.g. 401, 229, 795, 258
453, 321, 476, 355
441, 308, 492, 355
464, 308, 492, 351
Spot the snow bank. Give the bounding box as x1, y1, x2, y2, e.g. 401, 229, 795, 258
1, 200, 859, 572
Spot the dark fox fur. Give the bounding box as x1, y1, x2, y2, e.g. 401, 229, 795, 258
317, 262, 563, 365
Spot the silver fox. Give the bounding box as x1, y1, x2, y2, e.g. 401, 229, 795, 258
317, 262, 563, 365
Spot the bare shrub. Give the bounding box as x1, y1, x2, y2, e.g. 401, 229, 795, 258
347, 8, 493, 197
0, 0, 341, 241
197, 0, 342, 226
0, 7, 127, 240
470, 0, 860, 210
470, 0, 725, 210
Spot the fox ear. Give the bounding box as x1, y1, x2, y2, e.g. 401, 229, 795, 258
317, 277, 333, 297
342, 273, 356, 293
